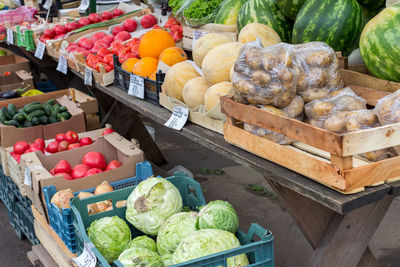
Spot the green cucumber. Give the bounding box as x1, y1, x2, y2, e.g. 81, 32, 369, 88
23, 121, 33, 128
23, 102, 40, 109
7, 103, 16, 116
0, 111, 6, 124
12, 113, 25, 122
31, 117, 40, 125
27, 110, 45, 122
44, 99, 55, 106
24, 104, 44, 113
44, 105, 51, 116
39, 115, 48, 125
48, 116, 58, 124
2, 107, 11, 120
59, 106, 67, 112
51, 105, 60, 117
5, 120, 19, 127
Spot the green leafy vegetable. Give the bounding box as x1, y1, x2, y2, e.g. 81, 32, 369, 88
118, 247, 164, 267
196, 200, 239, 233
183, 0, 223, 19
129, 236, 157, 252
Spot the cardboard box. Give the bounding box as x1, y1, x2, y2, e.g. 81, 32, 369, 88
0, 70, 34, 91
0, 95, 86, 148
0, 54, 30, 74
21, 132, 144, 217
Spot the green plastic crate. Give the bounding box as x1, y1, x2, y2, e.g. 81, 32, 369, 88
70, 172, 274, 267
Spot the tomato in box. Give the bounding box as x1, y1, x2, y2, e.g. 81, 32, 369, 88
80, 38, 94, 50
141, 14, 157, 29
58, 141, 69, 152
54, 25, 67, 35
102, 35, 114, 45
92, 32, 107, 42
10, 151, 21, 163
123, 19, 137, 32
54, 160, 71, 174
101, 11, 113, 20
103, 54, 114, 66
43, 28, 55, 38
55, 133, 66, 142
29, 143, 44, 153
65, 131, 79, 143
82, 151, 106, 170
71, 164, 90, 179
80, 137, 93, 146
112, 25, 124, 36
79, 17, 91, 27
115, 31, 131, 42
86, 168, 103, 176
97, 47, 109, 58
58, 172, 73, 180
105, 160, 122, 171
102, 128, 114, 136
68, 143, 82, 150
65, 22, 80, 32
88, 13, 101, 24
113, 8, 124, 17
14, 141, 30, 154
46, 141, 59, 154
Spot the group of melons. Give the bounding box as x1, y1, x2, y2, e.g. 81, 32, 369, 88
162, 23, 282, 114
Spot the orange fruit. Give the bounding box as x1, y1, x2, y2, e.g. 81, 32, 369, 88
132, 57, 158, 78
149, 71, 157, 81
139, 29, 175, 59
159, 47, 188, 67
122, 58, 140, 73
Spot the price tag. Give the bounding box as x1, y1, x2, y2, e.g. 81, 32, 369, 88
192, 30, 207, 50
164, 106, 189, 130
128, 74, 145, 99
7, 29, 13, 45
79, 0, 90, 13
24, 166, 32, 188
38, 0, 42, 4
34, 41, 45, 60
43, 0, 52, 9
84, 67, 92, 86
57, 55, 68, 75
13, 0, 21, 6
72, 242, 97, 267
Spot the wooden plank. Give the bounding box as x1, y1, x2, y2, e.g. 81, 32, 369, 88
342, 122, 400, 156
224, 122, 348, 190
340, 69, 400, 93
357, 248, 380, 267
330, 155, 353, 171
29, 244, 58, 267
221, 96, 345, 156
348, 84, 389, 106
309, 195, 393, 267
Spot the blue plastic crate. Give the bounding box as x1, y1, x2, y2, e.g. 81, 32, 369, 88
0, 165, 7, 204
70, 172, 273, 267
5, 174, 32, 211
11, 201, 39, 245
42, 161, 154, 253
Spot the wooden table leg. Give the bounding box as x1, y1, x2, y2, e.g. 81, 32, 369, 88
267, 180, 393, 267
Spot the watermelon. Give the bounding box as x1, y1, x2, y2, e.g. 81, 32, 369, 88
292, 0, 363, 56
214, 0, 248, 25
276, 0, 306, 20
237, 0, 292, 42
359, 5, 400, 82
357, 0, 385, 10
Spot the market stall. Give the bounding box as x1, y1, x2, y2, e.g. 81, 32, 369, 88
0, 0, 399, 266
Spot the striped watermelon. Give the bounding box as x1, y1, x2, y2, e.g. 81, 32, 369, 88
357, 0, 385, 9
292, 0, 363, 56
237, 0, 292, 42
214, 0, 248, 25
359, 5, 400, 82
276, 0, 306, 20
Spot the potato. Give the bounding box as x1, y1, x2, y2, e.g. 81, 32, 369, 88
252, 70, 271, 86
260, 105, 286, 116
306, 51, 333, 67
245, 48, 264, 69
309, 101, 334, 117
276, 68, 293, 82
301, 88, 330, 103
324, 116, 346, 132
345, 117, 362, 132
233, 79, 255, 94
284, 96, 304, 118
274, 88, 295, 108
261, 53, 276, 70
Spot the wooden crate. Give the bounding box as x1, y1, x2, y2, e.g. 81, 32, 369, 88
221, 84, 400, 194
160, 92, 224, 134
182, 24, 237, 51
32, 206, 75, 267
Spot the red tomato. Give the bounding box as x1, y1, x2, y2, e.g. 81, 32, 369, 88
86, 168, 103, 176
34, 138, 45, 149
54, 160, 72, 174
29, 142, 44, 153
57, 172, 73, 180
65, 131, 79, 143
49, 168, 55, 175
82, 151, 106, 170
71, 164, 90, 179
10, 151, 21, 163
105, 160, 122, 171
97, 47, 109, 58
140, 14, 157, 29
68, 143, 82, 150
3, 71, 11, 76
58, 140, 70, 152
13, 141, 30, 154
103, 54, 114, 66
46, 141, 59, 154
113, 8, 124, 17
102, 128, 115, 136
55, 133, 66, 142
80, 137, 93, 146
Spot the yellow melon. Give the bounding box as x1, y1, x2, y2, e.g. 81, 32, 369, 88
193, 33, 233, 67
229, 64, 235, 82
162, 61, 201, 101
204, 81, 233, 112
238, 23, 281, 47
183, 77, 210, 109
202, 42, 242, 85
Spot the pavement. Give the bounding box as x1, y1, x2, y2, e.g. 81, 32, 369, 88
0, 117, 399, 266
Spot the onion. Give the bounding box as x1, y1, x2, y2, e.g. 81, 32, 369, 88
51, 189, 74, 210
97, 200, 111, 212
78, 192, 94, 199
95, 181, 114, 195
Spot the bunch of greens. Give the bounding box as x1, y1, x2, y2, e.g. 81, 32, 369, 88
169, 0, 186, 14
183, 0, 223, 19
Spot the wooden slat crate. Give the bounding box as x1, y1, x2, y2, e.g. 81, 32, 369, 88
221, 84, 400, 194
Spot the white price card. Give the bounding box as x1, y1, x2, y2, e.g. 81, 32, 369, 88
24, 166, 32, 188
84, 67, 93, 86
34, 41, 46, 60
7, 29, 13, 45
128, 74, 145, 99
43, 0, 52, 9
57, 55, 68, 75
192, 30, 207, 50
164, 106, 189, 130
72, 242, 97, 267
38, 0, 42, 4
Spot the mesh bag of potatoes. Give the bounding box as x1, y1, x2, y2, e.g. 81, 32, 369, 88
305, 87, 369, 132
244, 96, 304, 145
232, 41, 298, 108
292, 42, 344, 103
375, 89, 400, 156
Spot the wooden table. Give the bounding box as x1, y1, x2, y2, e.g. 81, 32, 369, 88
9, 44, 400, 267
